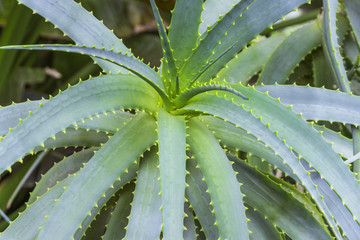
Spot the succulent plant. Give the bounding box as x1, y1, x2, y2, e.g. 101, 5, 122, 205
0, 0, 360, 239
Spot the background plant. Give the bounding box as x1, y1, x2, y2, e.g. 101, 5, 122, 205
0, 0, 360, 239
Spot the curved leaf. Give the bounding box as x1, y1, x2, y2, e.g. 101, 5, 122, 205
231, 157, 331, 240
0, 74, 159, 174
216, 34, 286, 84
17, 0, 130, 73
185, 0, 310, 84
177, 93, 342, 238
0, 44, 164, 91
36, 112, 157, 239
256, 85, 360, 125
103, 183, 135, 240
0, 100, 44, 136
187, 118, 249, 239
186, 158, 218, 239
28, 149, 95, 204
322, 0, 351, 92
344, 0, 360, 49
259, 20, 322, 85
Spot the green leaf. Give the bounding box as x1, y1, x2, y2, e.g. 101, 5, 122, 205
36, 112, 157, 239
231, 157, 332, 239
168, 0, 203, 69
17, 0, 131, 73
301, 159, 360, 240
0, 177, 74, 240
28, 148, 95, 204
187, 118, 249, 239
158, 108, 187, 239
246, 205, 283, 240
0, 44, 164, 90
231, 84, 360, 234
322, 0, 351, 92
103, 183, 135, 240
312, 48, 335, 88
183, 202, 197, 240
259, 20, 322, 85
216, 34, 286, 84
149, 0, 178, 94
177, 93, 342, 238
256, 85, 360, 125
124, 148, 162, 240
0, 74, 159, 174
186, 158, 218, 239
179, 0, 254, 85
313, 124, 353, 159
185, 0, 310, 84
344, 0, 360, 47
0, 100, 44, 136
199, 116, 298, 181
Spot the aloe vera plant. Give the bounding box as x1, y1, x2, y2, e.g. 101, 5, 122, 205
0, 0, 360, 239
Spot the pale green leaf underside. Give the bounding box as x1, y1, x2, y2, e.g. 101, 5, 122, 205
17, 0, 131, 73
158, 108, 187, 240
0, 74, 159, 174
36, 113, 157, 239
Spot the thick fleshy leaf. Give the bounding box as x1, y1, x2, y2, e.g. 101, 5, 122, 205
246, 205, 283, 240
182, 0, 310, 84
149, 0, 178, 94
179, 0, 254, 85
259, 20, 322, 85
344, 0, 360, 47
28, 149, 95, 204
176, 93, 342, 238
17, 0, 130, 73
124, 148, 162, 240
168, 0, 203, 69
0, 44, 164, 91
187, 119, 249, 239
199, 116, 298, 181
300, 159, 360, 240
0, 100, 44, 136
322, 0, 351, 92
103, 183, 135, 240
35, 113, 157, 239
0, 74, 159, 174
256, 85, 360, 125
157, 108, 187, 239
231, 157, 332, 240
186, 158, 218, 239
216, 34, 286, 84
0, 177, 73, 240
